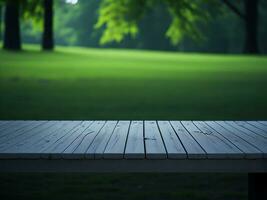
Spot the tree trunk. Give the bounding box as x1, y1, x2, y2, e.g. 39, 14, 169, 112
42, 0, 54, 50
0, 5, 2, 41
244, 0, 259, 54
3, 1, 21, 50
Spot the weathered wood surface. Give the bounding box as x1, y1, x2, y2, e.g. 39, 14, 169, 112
0, 121, 266, 172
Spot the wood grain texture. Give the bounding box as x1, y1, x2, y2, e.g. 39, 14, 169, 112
144, 121, 167, 159
86, 121, 117, 159
157, 121, 186, 159
223, 121, 267, 157
124, 121, 145, 159
0, 121, 266, 161
103, 121, 130, 159
182, 121, 242, 159
206, 121, 262, 159
235, 121, 267, 139
170, 121, 206, 159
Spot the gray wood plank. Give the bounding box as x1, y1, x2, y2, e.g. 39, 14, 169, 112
70, 121, 106, 159
0, 121, 37, 138
205, 121, 262, 159
42, 121, 94, 158
0, 121, 20, 131
124, 121, 144, 159
182, 121, 242, 159
1, 121, 65, 156
258, 121, 267, 126
170, 121, 206, 159
223, 121, 267, 156
103, 121, 131, 159
246, 121, 267, 135
0, 120, 266, 162
235, 121, 267, 139
0, 121, 10, 126
63, 121, 106, 159
193, 121, 243, 159
0, 121, 48, 151
0, 121, 15, 132
157, 121, 186, 159
86, 121, 117, 159
144, 121, 167, 159
19, 121, 82, 158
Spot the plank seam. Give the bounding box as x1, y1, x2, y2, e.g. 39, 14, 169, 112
143, 120, 147, 159
203, 121, 246, 155
246, 121, 267, 134
123, 121, 132, 159
180, 121, 208, 155
169, 121, 188, 159
233, 121, 266, 139
61, 121, 95, 154
156, 121, 169, 159
101, 121, 120, 159
216, 121, 264, 153
41, 121, 84, 153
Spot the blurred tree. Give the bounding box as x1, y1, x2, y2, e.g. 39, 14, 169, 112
0, 4, 2, 41
221, 0, 259, 54
0, 0, 43, 50
96, 0, 215, 46
42, 0, 53, 50
2, 0, 21, 50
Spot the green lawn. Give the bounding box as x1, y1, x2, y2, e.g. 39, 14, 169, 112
1, 45, 265, 200
1, 45, 267, 120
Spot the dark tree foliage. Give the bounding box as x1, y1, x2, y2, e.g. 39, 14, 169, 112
3, 0, 21, 50
42, 0, 54, 50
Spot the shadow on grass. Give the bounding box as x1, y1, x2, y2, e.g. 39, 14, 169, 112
0, 173, 247, 200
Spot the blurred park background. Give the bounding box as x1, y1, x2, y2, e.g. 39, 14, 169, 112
0, 0, 267, 120
0, 0, 267, 199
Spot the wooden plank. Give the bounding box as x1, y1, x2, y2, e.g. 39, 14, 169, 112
0, 121, 47, 151
157, 121, 186, 159
0, 121, 10, 126
0, 120, 266, 162
103, 121, 131, 159
19, 121, 82, 158
170, 121, 206, 159
1, 121, 66, 157
63, 121, 106, 159
246, 121, 267, 134
258, 121, 267, 126
193, 121, 243, 159
182, 121, 242, 159
144, 121, 167, 159
62, 121, 102, 158
0, 121, 18, 130
223, 121, 267, 156
41, 121, 94, 159
124, 121, 144, 159
69, 121, 106, 159
86, 121, 117, 159
0, 121, 37, 138
0, 121, 15, 132
205, 121, 262, 159
235, 121, 267, 139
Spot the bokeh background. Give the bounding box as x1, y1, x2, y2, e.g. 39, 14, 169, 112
0, 0, 266, 199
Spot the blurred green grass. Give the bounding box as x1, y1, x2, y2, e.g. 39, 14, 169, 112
1, 45, 267, 120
